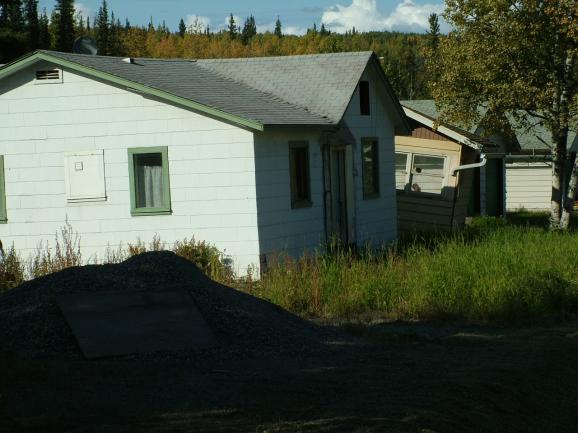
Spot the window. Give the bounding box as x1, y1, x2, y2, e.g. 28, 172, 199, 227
289, 141, 312, 208
359, 81, 370, 116
0, 156, 6, 223
395, 152, 446, 196
362, 138, 379, 199
395, 152, 409, 190
127, 147, 171, 215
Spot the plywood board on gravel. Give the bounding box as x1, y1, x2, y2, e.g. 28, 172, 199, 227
57, 290, 217, 358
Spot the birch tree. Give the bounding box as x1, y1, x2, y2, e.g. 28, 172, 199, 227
430, 0, 578, 229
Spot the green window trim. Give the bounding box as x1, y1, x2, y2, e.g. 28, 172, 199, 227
361, 137, 380, 199
0, 156, 6, 223
289, 141, 312, 209
127, 146, 172, 216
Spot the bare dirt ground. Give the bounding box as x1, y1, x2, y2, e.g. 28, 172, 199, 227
2, 319, 578, 433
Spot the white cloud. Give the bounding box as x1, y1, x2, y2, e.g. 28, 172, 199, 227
256, 22, 307, 36
74, 2, 92, 21
222, 14, 242, 30
186, 14, 211, 33
321, 0, 445, 33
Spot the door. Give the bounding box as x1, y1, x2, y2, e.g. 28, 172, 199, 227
329, 147, 348, 243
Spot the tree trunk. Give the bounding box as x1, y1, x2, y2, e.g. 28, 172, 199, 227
550, 144, 565, 230
560, 152, 578, 229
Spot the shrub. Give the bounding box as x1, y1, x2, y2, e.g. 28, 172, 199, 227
0, 243, 25, 292
28, 222, 82, 279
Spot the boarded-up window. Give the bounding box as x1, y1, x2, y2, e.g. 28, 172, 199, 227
128, 147, 171, 215
395, 152, 409, 190
410, 155, 445, 194
359, 81, 370, 116
64, 150, 107, 202
289, 142, 312, 208
362, 138, 379, 199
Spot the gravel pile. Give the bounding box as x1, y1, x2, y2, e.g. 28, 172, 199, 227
0, 251, 330, 359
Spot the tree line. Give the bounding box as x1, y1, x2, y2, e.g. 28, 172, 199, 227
0, 0, 440, 100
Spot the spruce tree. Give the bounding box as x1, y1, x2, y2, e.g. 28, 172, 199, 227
54, 0, 75, 51
37, 7, 49, 48
274, 16, 282, 38
227, 13, 237, 39
427, 13, 440, 50
240, 15, 256, 45
95, 0, 109, 55
178, 17, 186, 37
24, 0, 39, 49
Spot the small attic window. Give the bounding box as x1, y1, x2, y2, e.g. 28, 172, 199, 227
359, 81, 370, 115
35, 69, 62, 83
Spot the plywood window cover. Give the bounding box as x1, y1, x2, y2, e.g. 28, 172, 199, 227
395, 151, 448, 198
289, 141, 312, 209
127, 146, 172, 216
64, 150, 107, 203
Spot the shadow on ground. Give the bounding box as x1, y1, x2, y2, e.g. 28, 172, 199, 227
2, 320, 578, 433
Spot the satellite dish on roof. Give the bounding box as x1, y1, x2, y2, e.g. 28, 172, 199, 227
72, 37, 98, 55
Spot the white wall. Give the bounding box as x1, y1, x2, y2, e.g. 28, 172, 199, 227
505, 162, 552, 211
0, 62, 260, 275
253, 128, 326, 263
342, 64, 397, 246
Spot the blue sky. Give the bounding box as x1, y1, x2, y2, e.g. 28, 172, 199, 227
38, 0, 447, 35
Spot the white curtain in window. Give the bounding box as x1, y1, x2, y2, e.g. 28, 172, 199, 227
138, 164, 163, 207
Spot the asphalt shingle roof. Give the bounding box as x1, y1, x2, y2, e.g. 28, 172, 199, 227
39, 50, 375, 127
402, 99, 577, 152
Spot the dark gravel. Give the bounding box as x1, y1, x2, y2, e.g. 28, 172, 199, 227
0, 251, 334, 359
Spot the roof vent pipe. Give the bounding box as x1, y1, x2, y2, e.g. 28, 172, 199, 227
122, 57, 135, 64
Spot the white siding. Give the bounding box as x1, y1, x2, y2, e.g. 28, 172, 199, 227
505, 162, 551, 211
342, 65, 397, 246
253, 128, 326, 261
0, 62, 260, 275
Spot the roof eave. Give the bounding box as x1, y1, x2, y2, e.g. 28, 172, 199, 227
0, 51, 264, 132
403, 107, 484, 151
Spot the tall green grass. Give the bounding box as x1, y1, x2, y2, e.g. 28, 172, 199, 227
253, 223, 578, 322
1, 217, 577, 322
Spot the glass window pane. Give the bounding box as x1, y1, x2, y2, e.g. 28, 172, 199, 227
135, 153, 164, 208
363, 140, 379, 198
410, 155, 445, 194
395, 153, 408, 190
290, 144, 311, 206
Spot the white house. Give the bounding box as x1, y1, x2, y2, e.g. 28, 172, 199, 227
0, 50, 409, 274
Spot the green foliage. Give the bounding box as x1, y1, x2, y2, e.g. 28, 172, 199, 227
173, 237, 234, 283
252, 221, 578, 322
53, 0, 75, 51
0, 244, 25, 292
240, 15, 256, 45
178, 17, 186, 38
28, 222, 82, 278
430, 0, 578, 228
95, 0, 108, 54
274, 16, 282, 38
